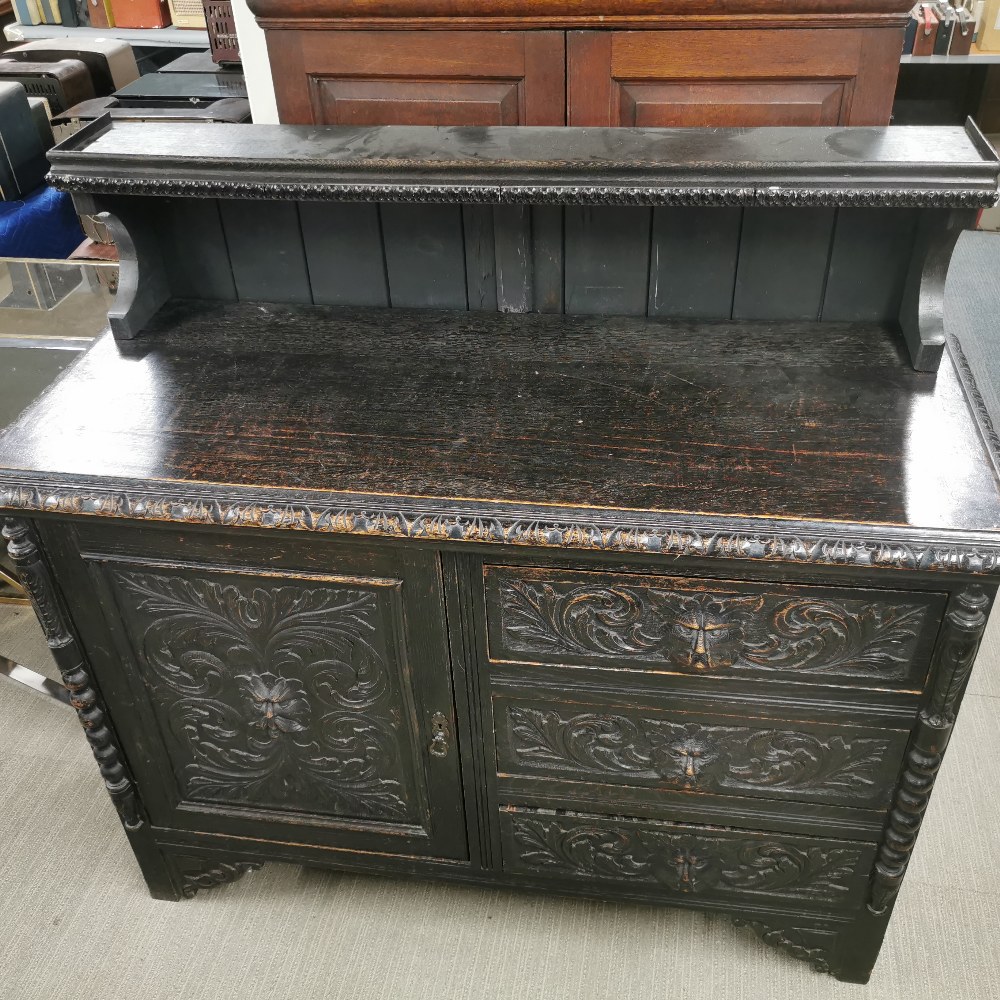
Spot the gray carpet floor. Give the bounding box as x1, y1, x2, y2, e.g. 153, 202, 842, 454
1, 602, 999, 1000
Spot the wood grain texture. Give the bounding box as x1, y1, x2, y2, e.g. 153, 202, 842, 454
1, 301, 998, 536
567, 28, 904, 128
270, 30, 564, 127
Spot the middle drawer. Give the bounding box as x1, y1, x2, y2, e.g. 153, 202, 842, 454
492, 689, 910, 813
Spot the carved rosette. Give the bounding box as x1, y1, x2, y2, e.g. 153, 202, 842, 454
868, 585, 992, 914
2, 518, 143, 830
506, 706, 893, 805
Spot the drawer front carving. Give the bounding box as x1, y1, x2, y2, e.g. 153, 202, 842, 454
495, 699, 908, 810
486, 566, 944, 691
500, 809, 875, 910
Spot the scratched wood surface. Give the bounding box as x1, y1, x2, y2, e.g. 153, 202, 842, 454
1, 300, 997, 532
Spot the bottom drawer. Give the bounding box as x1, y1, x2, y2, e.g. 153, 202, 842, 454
500, 807, 875, 912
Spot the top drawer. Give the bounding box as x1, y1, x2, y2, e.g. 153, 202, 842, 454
484, 566, 945, 694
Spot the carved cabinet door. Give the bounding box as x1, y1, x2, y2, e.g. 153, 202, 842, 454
45, 523, 469, 862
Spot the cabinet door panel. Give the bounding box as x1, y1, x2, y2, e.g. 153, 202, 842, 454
568, 28, 901, 126
269, 29, 565, 126
46, 523, 468, 862
618, 80, 847, 127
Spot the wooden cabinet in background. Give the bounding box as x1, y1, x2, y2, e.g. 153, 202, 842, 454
248, 1, 911, 128
567, 29, 903, 126
266, 29, 565, 125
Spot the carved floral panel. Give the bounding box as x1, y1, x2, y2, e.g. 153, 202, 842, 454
488, 567, 938, 684
503, 813, 871, 906
499, 704, 902, 808
110, 568, 418, 824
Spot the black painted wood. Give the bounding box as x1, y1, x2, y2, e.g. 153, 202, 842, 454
647, 206, 743, 319
822, 208, 919, 322
493, 204, 533, 313
156, 197, 237, 302
733, 207, 837, 321
531, 205, 564, 314
48, 119, 1000, 207
462, 205, 498, 312
564, 206, 651, 315
218, 200, 312, 304
300, 202, 389, 307
381, 204, 468, 309
5, 120, 1000, 988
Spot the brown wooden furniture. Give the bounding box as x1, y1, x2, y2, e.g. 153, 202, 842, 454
248, 0, 911, 127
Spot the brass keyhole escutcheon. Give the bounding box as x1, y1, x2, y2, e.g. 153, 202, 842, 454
429, 712, 451, 758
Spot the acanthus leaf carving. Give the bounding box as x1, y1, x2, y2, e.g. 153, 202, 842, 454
112, 568, 414, 824
508, 815, 863, 904
506, 706, 893, 805
498, 575, 928, 681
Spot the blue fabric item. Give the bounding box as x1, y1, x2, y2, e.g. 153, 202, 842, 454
0, 183, 85, 260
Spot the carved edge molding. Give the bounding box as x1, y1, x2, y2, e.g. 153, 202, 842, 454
947, 330, 1000, 483
732, 917, 839, 976
868, 585, 991, 914
1, 517, 144, 831
3, 481, 1000, 576
174, 857, 265, 899
46, 174, 1000, 209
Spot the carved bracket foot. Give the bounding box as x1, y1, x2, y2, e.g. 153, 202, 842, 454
171, 856, 265, 899
733, 917, 839, 976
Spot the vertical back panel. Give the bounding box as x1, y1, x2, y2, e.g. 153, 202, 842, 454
462, 205, 498, 312
381, 204, 468, 309
532, 205, 564, 314
732, 207, 837, 321
157, 198, 236, 301
822, 208, 922, 322
219, 200, 313, 304
300, 202, 389, 307
564, 206, 652, 315
648, 207, 743, 319
494, 205, 534, 313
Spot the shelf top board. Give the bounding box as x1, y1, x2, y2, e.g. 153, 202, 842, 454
246, 0, 912, 21
47, 119, 1000, 208
1, 302, 999, 576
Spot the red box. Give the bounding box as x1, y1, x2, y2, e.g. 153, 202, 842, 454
110, 0, 171, 28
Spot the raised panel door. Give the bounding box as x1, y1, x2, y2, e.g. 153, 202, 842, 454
567, 28, 902, 126
269, 29, 565, 125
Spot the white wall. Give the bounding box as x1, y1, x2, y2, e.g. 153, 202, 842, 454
230, 0, 279, 124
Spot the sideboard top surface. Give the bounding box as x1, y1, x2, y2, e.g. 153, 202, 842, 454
48, 119, 1000, 207
1, 303, 999, 573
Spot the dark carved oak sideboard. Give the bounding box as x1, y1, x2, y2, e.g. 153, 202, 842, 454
2, 119, 1000, 985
